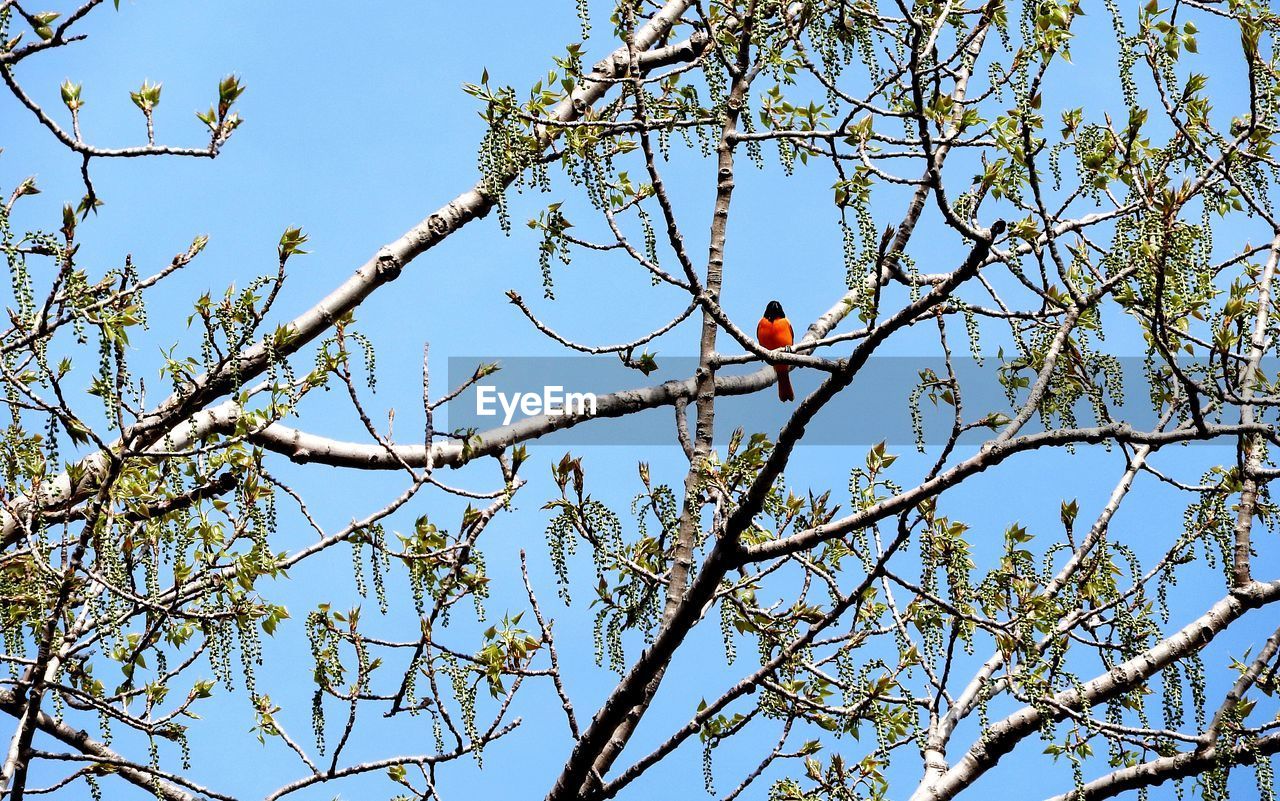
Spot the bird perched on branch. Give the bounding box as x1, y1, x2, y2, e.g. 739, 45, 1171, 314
757, 300, 795, 402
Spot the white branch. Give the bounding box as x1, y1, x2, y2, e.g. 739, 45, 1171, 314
911, 579, 1280, 801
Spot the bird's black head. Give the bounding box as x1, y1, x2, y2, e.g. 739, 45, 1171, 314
763, 300, 786, 320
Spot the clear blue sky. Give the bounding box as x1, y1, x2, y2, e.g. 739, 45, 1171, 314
3, 2, 1277, 799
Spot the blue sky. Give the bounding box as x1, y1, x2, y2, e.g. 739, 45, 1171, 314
3, 2, 1279, 800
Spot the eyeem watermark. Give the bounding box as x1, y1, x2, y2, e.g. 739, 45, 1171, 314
449, 355, 1248, 446
475, 385, 598, 426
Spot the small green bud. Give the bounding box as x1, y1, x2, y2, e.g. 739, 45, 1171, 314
60, 79, 83, 110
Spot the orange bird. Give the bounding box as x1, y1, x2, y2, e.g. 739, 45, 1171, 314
757, 300, 795, 402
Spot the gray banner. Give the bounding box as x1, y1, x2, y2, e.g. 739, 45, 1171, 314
444, 355, 1250, 446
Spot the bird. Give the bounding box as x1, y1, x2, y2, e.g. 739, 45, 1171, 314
757, 300, 795, 402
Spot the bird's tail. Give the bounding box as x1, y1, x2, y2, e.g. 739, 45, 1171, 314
775, 365, 794, 402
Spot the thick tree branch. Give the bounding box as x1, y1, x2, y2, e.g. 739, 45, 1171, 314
0, 0, 707, 547
912, 579, 1280, 801
0, 689, 202, 801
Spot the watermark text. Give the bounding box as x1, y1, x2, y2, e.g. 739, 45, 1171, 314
475, 385, 598, 426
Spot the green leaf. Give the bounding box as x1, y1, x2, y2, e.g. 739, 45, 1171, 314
634, 351, 659, 375
278, 226, 309, 262
127, 79, 162, 111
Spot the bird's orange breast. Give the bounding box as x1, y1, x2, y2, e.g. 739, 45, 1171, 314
757, 317, 794, 350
